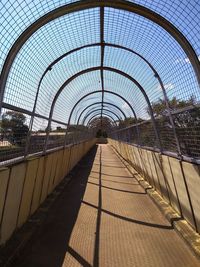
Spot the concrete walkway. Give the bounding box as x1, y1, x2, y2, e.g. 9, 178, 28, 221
13, 144, 200, 267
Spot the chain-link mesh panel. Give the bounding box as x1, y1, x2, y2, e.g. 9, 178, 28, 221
0, 108, 30, 164
1, 1, 200, 164
173, 107, 200, 158
127, 0, 200, 56
104, 8, 200, 105
29, 117, 48, 155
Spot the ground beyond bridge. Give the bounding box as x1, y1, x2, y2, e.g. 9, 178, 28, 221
9, 144, 200, 267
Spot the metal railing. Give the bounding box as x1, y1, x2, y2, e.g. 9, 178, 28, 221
109, 105, 200, 163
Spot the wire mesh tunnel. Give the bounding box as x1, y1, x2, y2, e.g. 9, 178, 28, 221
2, 1, 200, 265
0, 0, 200, 163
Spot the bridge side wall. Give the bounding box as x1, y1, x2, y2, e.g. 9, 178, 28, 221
0, 139, 96, 245
108, 139, 200, 233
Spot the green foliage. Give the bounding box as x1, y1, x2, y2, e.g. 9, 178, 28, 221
1, 111, 29, 145
149, 96, 196, 117
149, 96, 200, 156
119, 117, 144, 127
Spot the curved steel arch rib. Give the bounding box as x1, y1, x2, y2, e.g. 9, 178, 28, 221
24, 42, 168, 124
51, 66, 152, 116
87, 113, 117, 128
1, 0, 200, 109
88, 119, 115, 129
67, 90, 137, 123
82, 108, 122, 125
49, 89, 140, 150
88, 118, 116, 129
77, 101, 127, 125
81, 106, 123, 124
47, 66, 161, 149
31, 42, 169, 105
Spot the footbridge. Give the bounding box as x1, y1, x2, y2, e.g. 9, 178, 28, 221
0, 1, 200, 266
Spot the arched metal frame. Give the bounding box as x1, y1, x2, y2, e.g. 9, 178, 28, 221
20, 42, 173, 119
46, 66, 161, 150
61, 90, 140, 147
42, 87, 141, 152
82, 108, 122, 125
1, 0, 198, 157
88, 119, 115, 130
1, 0, 200, 111
68, 90, 137, 123
21, 42, 166, 136
81, 106, 123, 125
77, 101, 127, 125
30, 40, 183, 154
50, 67, 152, 122
87, 113, 117, 128
62, 89, 140, 146
88, 120, 114, 130
0, 37, 195, 156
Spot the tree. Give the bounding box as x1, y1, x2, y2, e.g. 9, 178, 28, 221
1, 111, 29, 145
118, 117, 144, 128
149, 96, 196, 118
148, 96, 200, 156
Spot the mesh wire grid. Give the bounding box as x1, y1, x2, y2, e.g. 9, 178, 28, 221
0, 1, 200, 163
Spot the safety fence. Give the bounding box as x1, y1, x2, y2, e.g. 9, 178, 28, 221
108, 138, 200, 233
110, 105, 200, 162
0, 138, 96, 245
0, 109, 94, 165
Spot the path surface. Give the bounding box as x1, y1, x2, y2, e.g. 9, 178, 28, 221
13, 144, 200, 267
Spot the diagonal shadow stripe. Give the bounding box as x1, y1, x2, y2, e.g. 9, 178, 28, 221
82, 200, 173, 230
88, 181, 146, 195
91, 170, 133, 178
89, 176, 139, 186
67, 246, 92, 267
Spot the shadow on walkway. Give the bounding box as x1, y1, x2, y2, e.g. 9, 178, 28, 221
11, 144, 199, 267
13, 146, 98, 267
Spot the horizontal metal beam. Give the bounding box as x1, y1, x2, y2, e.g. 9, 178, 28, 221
2, 102, 67, 126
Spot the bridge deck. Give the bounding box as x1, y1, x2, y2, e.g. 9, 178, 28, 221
13, 144, 200, 267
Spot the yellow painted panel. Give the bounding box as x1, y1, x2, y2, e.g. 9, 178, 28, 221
142, 150, 151, 184
0, 163, 26, 244
146, 151, 158, 189
63, 147, 70, 177
47, 152, 59, 194
169, 157, 195, 227
152, 152, 169, 201
40, 154, 53, 203
0, 168, 9, 224
54, 150, 65, 186
67, 146, 73, 172
182, 161, 200, 232
17, 158, 39, 227
145, 150, 155, 185
30, 157, 45, 214
69, 145, 76, 171
161, 155, 180, 213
